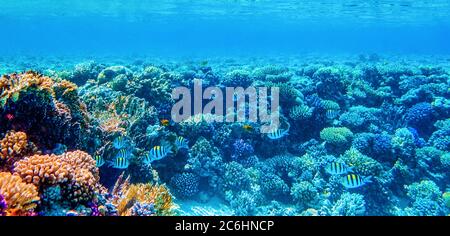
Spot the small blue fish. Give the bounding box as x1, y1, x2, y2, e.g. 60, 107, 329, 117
175, 136, 189, 150
108, 157, 130, 169
325, 162, 353, 175
341, 174, 372, 189
267, 128, 289, 140
116, 148, 132, 159
143, 145, 173, 164
113, 136, 129, 149
93, 155, 105, 167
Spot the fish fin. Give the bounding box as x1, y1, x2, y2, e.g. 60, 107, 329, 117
347, 166, 354, 172
364, 176, 373, 183
106, 161, 114, 167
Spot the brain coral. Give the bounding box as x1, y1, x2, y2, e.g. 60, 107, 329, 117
0, 172, 40, 216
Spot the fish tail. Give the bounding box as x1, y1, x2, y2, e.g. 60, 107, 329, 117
347, 166, 354, 172
364, 176, 373, 183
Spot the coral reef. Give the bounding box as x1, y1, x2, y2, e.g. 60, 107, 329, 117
110, 173, 175, 216
0, 172, 39, 216
0, 55, 449, 216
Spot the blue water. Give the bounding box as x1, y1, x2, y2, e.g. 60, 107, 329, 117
1, 0, 450, 56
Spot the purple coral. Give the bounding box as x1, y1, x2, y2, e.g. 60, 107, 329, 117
0, 194, 7, 216
405, 103, 434, 128
231, 139, 254, 161
130, 202, 156, 216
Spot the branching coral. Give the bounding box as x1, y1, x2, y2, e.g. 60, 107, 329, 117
13, 154, 72, 186
0, 71, 54, 107
0, 131, 38, 169
320, 127, 354, 153
111, 173, 175, 216
0, 71, 89, 150
341, 148, 383, 177
13, 151, 100, 204
403, 180, 446, 216
331, 192, 366, 216
0, 172, 39, 216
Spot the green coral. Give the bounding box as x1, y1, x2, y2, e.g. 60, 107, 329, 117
289, 104, 313, 121
320, 127, 354, 145
290, 181, 318, 207
440, 152, 450, 169
341, 148, 383, 177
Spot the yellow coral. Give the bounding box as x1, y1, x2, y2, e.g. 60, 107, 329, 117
0, 172, 39, 216
0, 71, 55, 106
55, 80, 78, 97
111, 173, 175, 216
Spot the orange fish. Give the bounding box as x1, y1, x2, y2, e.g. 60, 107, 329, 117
160, 119, 170, 127
242, 124, 253, 132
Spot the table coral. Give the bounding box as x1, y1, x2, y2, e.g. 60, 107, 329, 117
0, 172, 40, 216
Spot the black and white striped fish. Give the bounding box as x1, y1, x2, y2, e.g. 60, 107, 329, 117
116, 148, 132, 159
341, 174, 372, 189
175, 136, 189, 150
267, 128, 289, 140
93, 155, 105, 167
113, 136, 129, 149
325, 162, 353, 175
108, 157, 130, 169
143, 145, 173, 165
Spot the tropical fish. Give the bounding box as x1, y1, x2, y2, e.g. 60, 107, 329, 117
325, 110, 340, 119
267, 128, 289, 140
175, 136, 189, 150
143, 145, 173, 164
93, 155, 105, 167
116, 148, 132, 159
109, 157, 130, 169
341, 174, 372, 189
325, 162, 353, 175
242, 124, 253, 132
160, 119, 170, 127
113, 136, 129, 149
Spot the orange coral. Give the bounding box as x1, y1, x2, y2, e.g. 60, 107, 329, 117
111, 173, 175, 216
55, 80, 78, 97
0, 131, 39, 170
13, 154, 71, 186
0, 71, 55, 107
59, 150, 99, 203
13, 150, 100, 204
0, 172, 40, 216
